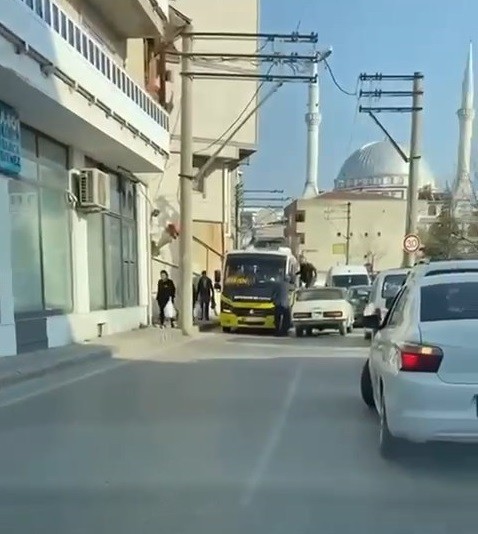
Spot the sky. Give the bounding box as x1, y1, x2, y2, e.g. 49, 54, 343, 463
244, 0, 478, 198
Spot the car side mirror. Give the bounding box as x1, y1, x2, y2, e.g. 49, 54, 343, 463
214, 282, 221, 291
362, 313, 381, 330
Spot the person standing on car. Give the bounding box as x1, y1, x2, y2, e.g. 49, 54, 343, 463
196, 270, 215, 321
156, 270, 176, 328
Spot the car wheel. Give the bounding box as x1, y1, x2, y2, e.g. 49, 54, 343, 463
306, 327, 313, 336
379, 395, 401, 459
347, 321, 353, 334
295, 327, 304, 337
364, 330, 372, 340
360, 360, 375, 409
222, 327, 232, 333
339, 322, 347, 336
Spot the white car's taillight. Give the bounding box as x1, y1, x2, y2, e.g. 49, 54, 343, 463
399, 343, 443, 373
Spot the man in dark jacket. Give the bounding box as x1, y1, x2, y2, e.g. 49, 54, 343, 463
156, 270, 176, 328
298, 260, 317, 288
271, 277, 291, 336
196, 270, 215, 321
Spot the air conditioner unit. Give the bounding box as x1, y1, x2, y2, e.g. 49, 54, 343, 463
77, 168, 110, 211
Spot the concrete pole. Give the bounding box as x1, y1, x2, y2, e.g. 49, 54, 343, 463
179, 26, 195, 335
403, 72, 423, 267
302, 58, 320, 198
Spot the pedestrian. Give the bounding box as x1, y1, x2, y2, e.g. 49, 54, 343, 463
271, 276, 291, 336
298, 259, 317, 288
196, 270, 215, 321
156, 270, 176, 328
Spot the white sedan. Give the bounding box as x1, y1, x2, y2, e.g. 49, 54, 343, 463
292, 287, 354, 337
361, 261, 478, 458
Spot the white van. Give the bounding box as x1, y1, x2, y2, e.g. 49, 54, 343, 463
362, 267, 410, 339
326, 265, 371, 289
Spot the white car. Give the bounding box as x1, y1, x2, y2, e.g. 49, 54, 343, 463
360, 259, 478, 458
292, 287, 354, 337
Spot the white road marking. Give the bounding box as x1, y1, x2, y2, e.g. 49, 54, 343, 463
228, 341, 369, 355
240, 363, 303, 507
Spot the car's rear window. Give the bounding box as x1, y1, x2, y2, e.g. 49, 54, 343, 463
297, 288, 344, 301
421, 282, 478, 322
381, 274, 407, 298
332, 274, 369, 288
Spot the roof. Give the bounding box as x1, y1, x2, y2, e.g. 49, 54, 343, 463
310, 191, 401, 201
335, 140, 435, 188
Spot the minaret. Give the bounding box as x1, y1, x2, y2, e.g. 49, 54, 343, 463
302, 60, 320, 198
453, 42, 475, 210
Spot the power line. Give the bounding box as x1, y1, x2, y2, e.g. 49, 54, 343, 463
323, 57, 357, 96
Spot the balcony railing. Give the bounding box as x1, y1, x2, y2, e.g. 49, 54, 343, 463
19, 0, 169, 132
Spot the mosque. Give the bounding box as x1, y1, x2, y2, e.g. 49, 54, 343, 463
284, 44, 477, 271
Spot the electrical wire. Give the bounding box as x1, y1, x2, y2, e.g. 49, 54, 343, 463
195, 63, 275, 154
323, 57, 357, 96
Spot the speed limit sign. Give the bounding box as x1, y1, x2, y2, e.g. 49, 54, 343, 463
403, 233, 421, 253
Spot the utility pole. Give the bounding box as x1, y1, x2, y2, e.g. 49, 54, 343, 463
359, 72, 424, 267
404, 73, 423, 266
178, 25, 194, 336
234, 181, 244, 247
345, 201, 351, 264
177, 31, 322, 332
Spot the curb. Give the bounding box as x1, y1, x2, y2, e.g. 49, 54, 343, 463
198, 322, 219, 332
0, 347, 112, 389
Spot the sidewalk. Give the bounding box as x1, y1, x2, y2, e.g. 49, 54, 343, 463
0, 319, 219, 389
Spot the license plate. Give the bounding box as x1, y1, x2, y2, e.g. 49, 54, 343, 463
242, 317, 263, 324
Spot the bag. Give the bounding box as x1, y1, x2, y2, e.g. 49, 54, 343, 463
164, 298, 176, 320
193, 302, 202, 319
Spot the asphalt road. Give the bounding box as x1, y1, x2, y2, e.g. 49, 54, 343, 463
1, 329, 478, 533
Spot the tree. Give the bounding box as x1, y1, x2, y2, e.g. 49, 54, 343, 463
421, 204, 461, 260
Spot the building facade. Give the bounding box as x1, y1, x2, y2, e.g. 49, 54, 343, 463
0, 0, 170, 355
141, 0, 260, 293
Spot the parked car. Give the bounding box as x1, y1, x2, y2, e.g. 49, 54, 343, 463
292, 287, 354, 337
346, 285, 372, 327
363, 268, 409, 340
360, 259, 478, 458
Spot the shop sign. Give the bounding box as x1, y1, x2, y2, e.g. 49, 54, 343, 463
0, 101, 21, 176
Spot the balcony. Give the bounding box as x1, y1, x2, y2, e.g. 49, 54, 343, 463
85, 0, 169, 39
0, 0, 170, 172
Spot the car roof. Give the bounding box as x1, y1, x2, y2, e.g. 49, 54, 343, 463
407, 259, 478, 283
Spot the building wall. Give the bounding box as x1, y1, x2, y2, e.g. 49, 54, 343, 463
0, 0, 167, 356
146, 0, 259, 304
286, 197, 433, 272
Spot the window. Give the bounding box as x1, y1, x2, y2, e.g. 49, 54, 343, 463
60, 12, 67, 39
35, 0, 43, 17
421, 282, 478, 322
387, 287, 409, 327
297, 233, 305, 245
89, 41, 94, 65
85, 168, 138, 310
26, 0, 34, 8
75, 27, 81, 53
332, 274, 369, 288
68, 20, 74, 46
296, 288, 344, 301
381, 274, 407, 299
82, 34, 88, 58
428, 204, 437, 216
52, 4, 59, 31
44, 0, 51, 24
295, 210, 305, 223
10, 127, 72, 314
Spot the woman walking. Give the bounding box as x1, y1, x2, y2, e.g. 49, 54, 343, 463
156, 270, 176, 328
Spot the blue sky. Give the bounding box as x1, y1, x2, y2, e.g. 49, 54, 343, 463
244, 0, 477, 197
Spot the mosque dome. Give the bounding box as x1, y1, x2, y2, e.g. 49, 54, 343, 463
334, 140, 435, 196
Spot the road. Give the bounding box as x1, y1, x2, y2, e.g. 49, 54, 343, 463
0, 329, 478, 533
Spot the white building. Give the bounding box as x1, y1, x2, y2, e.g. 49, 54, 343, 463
0, 0, 169, 354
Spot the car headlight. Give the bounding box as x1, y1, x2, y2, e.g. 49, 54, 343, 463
221, 301, 232, 313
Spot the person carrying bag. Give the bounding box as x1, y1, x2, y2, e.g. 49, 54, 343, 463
156, 270, 176, 328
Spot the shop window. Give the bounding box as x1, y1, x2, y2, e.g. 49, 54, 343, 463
10, 127, 72, 314
104, 215, 123, 308
9, 181, 43, 313
87, 213, 106, 311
